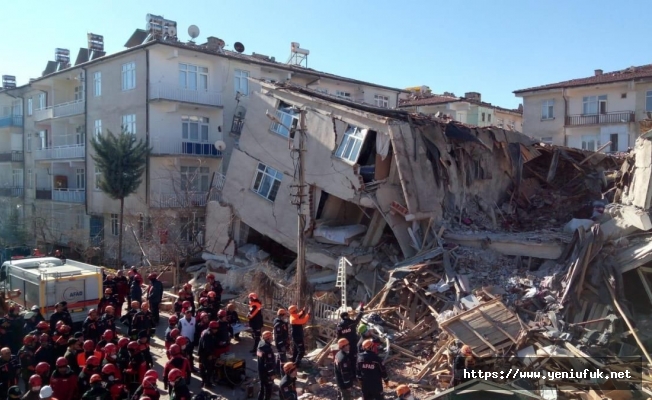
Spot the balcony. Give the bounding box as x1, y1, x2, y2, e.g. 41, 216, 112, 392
36, 188, 52, 200
0, 187, 23, 197
33, 100, 85, 122
565, 111, 635, 127
34, 144, 85, 160
149, 83, 223, 107
0, 115, 22, 128
52, 188, 85, 203
151, 139, 222, 157
0, 151, 24, 162
152, 191, 220, 208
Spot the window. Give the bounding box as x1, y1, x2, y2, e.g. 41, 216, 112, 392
234, 69, 249, 96
481, 112, 486, 122
37, 93, 46, 110
488, 114, 492, 122
315, 88, 328, 94
94, 72, 102, 97
252, 163, 282, 202
336, 90, 351, 99
180, 166, 210, 192
621, 93, 627, 99
581, 135, 600, 151
94, 120, 102, 139
610, 134, 619, 152
74, 85, 84, 101
181, 215, 205, 242
374, 95, 389, 108
12, 169, 23, 187
182, 116, 209, 141
110, 214, 119, 236
646, 91, 652, 112
508, 120, 515, 130
94, 166, 102, 190
75, 125, 85, 145
335, 125, 367, 163
38, 130, 47, 149
541, 100, 554, 119
540, 137, 553, 144
583, 95, 607, 115
179, 64, 208, 91
27, 98, 32, 115
122, 114, 136, 134
76, 168, 85, 189
27, 133, 31, 152
270, 102, 298, 138
121, 62, 136, 91
27, 169, 32, 189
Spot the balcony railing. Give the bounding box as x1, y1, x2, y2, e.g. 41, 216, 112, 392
34, 144, 85, 160
151, 139, 222, 157
152, 191, 220, 208
33, 100, 85, 122
0, 115, 22, 127
214, 172, 226, 191
52, 188, 85, 203
36, 188, 52, 200
0, 187, 24, 197
0, 151, 24, 162
231, 115, 244, 135
149, 83, 223, 107
565, 111, 635, 126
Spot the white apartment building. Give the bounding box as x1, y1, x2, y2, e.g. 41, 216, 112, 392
2, 17, 407, 265
514, 65, 652, 151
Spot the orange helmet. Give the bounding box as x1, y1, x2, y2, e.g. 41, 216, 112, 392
461, 345, 473, 356
248, 293, 258, 300
338, 338, 350, 349
262, 331, 273, 341
283, 362, 297, 374
288, 305, 298, 314
277, 308, 287, 316
396, 384, 411, 397
208, 291, 216, 298
362, 339, 374, 350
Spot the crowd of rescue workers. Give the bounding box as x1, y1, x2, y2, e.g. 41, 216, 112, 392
0, 265, 462, 400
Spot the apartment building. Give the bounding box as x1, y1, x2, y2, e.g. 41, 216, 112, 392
399, 89, 523, 131
2, 15, 407, 264
514, 65, 652, 151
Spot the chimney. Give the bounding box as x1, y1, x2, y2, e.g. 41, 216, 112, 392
595, 69, 603, 76
465, 92, 481, 102
205, 37, 225, 53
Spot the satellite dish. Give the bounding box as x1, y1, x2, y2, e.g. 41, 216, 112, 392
214, 140, 226, 151
188, 25, 200, 40
234, 42, 245, 53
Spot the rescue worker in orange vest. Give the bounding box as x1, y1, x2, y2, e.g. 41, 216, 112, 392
77, 340, 102, 368
288, 305, 310, 367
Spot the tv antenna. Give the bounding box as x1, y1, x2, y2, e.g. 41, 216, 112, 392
234, 42, 245, 53
188, 25, 200, 42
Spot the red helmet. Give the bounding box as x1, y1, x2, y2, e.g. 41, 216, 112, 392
208, 291, 216, 298
177, 289, 185, 296
182, 300, 192, 309
170, 328, 180, 339
127, 341, 139, 351
23, 335, 37, 345
29, 374, 42, 387
56, 320, 65, 328
169, 315, 178, 324
168, 368, 183, 382
35, 362, 50, 375
248, 292, 258, 300
88, 308, 97, 316
199, 297, 208, 305
39, 333, 49, 343
206, 273, 215, 280
148, 273, 157, 280
104, 343, 117, 355
101, 363, 117, 376
118, 337, 129, 348
198, 312, 208, 320
175, 336, 189, 346
58, 325, 71, 334
86, 356, 100, 367
169, 344, 181, 356
36, 321, 49, 331
144, 369, 159, 380
183, 283, 192, 290
143, 375, 157, 388
217, 310, 227, 318
83, 340, 95, 352
209, 321, 219, 329
90, 374, 102, 383
102, 330, 114, 341
56, 357, 68, 368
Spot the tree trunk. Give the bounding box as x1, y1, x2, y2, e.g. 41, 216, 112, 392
118, 197, 124, 269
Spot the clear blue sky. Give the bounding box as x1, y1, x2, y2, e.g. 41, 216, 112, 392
2, 0, 651, 109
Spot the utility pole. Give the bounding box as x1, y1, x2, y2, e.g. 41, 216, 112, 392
291, 110, 308, 308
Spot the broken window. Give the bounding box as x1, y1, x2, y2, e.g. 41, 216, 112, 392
252, 163, 282, 202
270, 101, 298, 138
335, 125, 367, 163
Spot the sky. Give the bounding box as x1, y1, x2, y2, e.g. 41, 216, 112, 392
2, 0, 651, 109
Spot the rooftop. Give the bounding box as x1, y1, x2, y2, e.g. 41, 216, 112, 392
399, 93, 522, 115
514, 63, 652, 94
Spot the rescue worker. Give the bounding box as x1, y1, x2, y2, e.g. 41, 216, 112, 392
114, 270, 129, 317
34, 362, 51, 386
334, 338, 355, 400
195, 298, 212, 321
100, 363, 128, 400
103, 274, 117, 298
137, 331, 153, 370
356, 339, 388, 400
165, 329, 181, 360
78, 340, 102, 368
247, 293, 263, 354
119, 301, 140, 340
130, 370, 160, 400
206, 292, 218, 320
23, 307, 43, 334
336, 304, 364, 373
273, 308, 290, 373
172, 293, 185, 319
453, 345, 474, 386
82, 309, 101, 343
205, 274, 223, 307
50, 357, 78, 400
78, 355, 102, 396
179, 284, 196, 314
99, 306, 117, 335
96, 330, 117, 352
162, 345, 191, 391
0, 318, 9, 350
33, 334, 55, 369
22, 375, 42, 400
123, 342, 146, 395
193, 313, 209, 350
38, 386, 56, 400
129, 274, 143, 307
289, 305, 310, 367
131, 302, 154, 338
256, 331, 276, 400
146, 274, 163, 325
197, 321, 218, 388
81, 374, 110, 399
98, 288, 120, 315
225, 303, 240, 340
7, 386, 22, 400
5, 305, 24, 353
357, 325, 381, 354
168, 368, 191, 400
0, 347, 20, 399
18, 334, 38, 388
164, 316, 179, 351
396, 384, 416, 400
28, 321, 51, 338
116, 338, 130, 371
101, 343, 119, 371
63, 339, 82, 374
52, 325, 71, 359
279, 362, 298, 400
177, 309, 195, 369
49, 303, 73, 335
215, 310, 232, 357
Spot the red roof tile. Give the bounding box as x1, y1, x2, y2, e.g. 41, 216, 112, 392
514, 64, 652, 94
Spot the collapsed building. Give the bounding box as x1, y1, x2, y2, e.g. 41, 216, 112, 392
203, 81, 652, 398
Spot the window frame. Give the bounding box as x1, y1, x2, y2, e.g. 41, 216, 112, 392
76, 168, 85, 190
27, 169, 32, 189
26, 133, 31, 152
94, 166, 102, 190
179, 63, 208, 91
581, 134, 601, 151
374, 94, 389, 108
335, 125, 367, 164
180, 166, 210, 192
336, 90, 352, 99
541, 99, 554, 120
251, 163, 283, 202
269, 102, 298, 138
93, 71, 102, 97
110, 213, 119, 236
582, 95, 607, 115
121, 62, 136, 91
646, 90, 652, 112
121, 114, 136, 135
181, 115, 210, 142
540, 137, 554, 144
37, 93, 46, 110
234, 69, 250, 96
27, 98, 33, 115
94, 119, 102, 139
